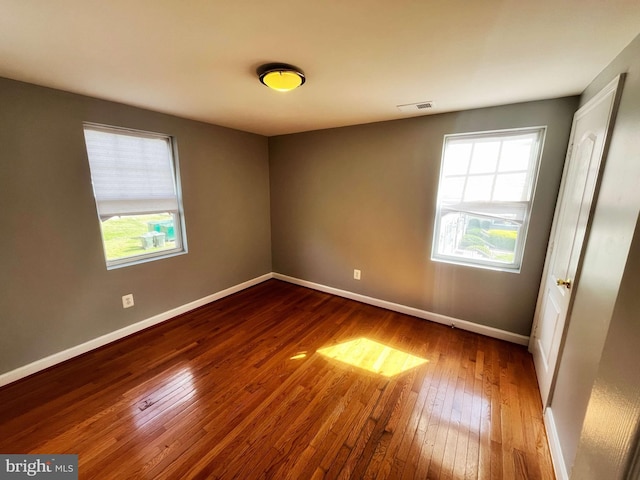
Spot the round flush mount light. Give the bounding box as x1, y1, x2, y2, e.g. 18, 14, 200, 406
257, 63, 305, 92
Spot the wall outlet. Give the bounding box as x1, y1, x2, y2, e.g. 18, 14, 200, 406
354, 269, 361, 280
122, 294, 134, 309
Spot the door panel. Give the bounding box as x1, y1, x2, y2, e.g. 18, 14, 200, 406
549, 135, 596, 284
538, 289, 561, 367
567, 136, 597, 278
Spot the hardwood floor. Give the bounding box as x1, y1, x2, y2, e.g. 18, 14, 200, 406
0, 280, 554, 479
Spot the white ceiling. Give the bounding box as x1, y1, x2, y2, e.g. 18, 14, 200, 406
0, 1, 639, 136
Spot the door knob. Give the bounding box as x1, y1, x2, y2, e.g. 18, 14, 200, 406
556, 278, 572, 289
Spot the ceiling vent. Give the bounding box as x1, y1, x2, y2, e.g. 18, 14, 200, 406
397, 101, 435, 113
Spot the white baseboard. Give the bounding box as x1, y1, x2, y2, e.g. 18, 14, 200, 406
273, 273, 530, 346
544, 407, 569, 480
1, 271, 529, 388
0, 273, 273, 388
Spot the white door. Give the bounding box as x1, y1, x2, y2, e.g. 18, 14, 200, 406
531, 75, 623, 405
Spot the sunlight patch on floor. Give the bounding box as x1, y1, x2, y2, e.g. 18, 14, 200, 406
317, 337, 428, 377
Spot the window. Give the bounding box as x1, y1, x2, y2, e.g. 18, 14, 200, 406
83, 123, 187, 268
432, 127, 545, 271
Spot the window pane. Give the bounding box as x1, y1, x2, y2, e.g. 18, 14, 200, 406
469, 141, 499, 174
498, 138, 533, 172
441, 177, 465, 201
493, 173, 528, 201
100, 213, 178, 262
437, 212, 521, 264
463, 175, 493, 202
436, 212, 465, 256
442, 143, 471, 175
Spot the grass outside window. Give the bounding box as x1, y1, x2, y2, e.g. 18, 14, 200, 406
100, 213, 176, 262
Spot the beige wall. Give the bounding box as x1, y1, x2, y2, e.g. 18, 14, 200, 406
0, 77, 272, 375
548, 33, 640, 479
269, 98, 578, 336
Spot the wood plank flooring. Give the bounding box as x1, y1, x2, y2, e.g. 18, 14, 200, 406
0, 280, 555, 479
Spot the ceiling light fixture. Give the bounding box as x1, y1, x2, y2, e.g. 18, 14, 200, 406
257, 63, 305, 92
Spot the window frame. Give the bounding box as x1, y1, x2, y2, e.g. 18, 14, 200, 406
83, 122, 188, 269
431, 126, 546, 272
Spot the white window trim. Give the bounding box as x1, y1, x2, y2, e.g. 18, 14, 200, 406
83, 122, 188, 269
431, 126, 546, 273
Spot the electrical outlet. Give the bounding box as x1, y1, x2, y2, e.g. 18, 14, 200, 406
122, 294, 134, 309
354, 269, 361, 280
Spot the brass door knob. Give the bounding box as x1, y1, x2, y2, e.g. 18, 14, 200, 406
556, 278, 572, 289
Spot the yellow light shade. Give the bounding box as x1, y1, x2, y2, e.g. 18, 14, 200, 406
258, 64, 305, 92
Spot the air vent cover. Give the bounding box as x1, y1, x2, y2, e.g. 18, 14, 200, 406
397, 101, 434, 112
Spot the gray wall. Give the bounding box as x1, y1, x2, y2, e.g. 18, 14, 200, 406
269, 98, 578, 336
547, 33, 640, 479
0, 77, 272, 375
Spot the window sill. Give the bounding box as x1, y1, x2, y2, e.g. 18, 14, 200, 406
430, 255, 522, 274
106, 248, 187, 270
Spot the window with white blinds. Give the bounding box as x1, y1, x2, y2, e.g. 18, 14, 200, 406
432, 127, 545, 271
83, 124, 186, 268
